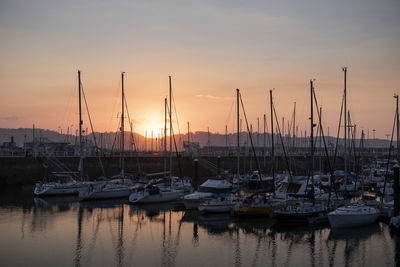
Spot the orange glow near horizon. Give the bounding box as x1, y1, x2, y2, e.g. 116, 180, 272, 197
1, 1, 399, 139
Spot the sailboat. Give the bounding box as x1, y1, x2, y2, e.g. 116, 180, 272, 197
129, 76, 184, 204
34, 71, 93, 196
328, 204, 379, 228
79, 72, 133, 200
183, 178, 232, 209
233, 90, 286, 216
271, 80, 328, 224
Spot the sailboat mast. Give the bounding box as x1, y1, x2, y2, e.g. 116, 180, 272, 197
78, 70, 84, 178
293, 102, 296, 149
169, 76, 172, 180
164, 97, 167, 177
263, 113, 266, 170
188, 122, 190, 144
236, 89, 240, 183
343, 67, 348, 183
310, 80, 315, 195
121, 72, 125, 177
396, 94, 399, 160
270, 90, 275, 195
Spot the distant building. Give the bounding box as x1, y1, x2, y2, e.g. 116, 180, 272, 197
0, 136, 24, 156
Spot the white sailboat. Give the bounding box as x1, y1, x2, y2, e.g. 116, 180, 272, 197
129, 76, 185, 204
79, 72, 132, 200
183, 179, 232, 209
34, 173, 89, 196
328, 204, 379, 228
128, 185, 183, 204
34, 71, 92, 196
198, 196, 237, 213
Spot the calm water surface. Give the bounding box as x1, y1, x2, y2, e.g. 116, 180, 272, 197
0, 187, 398, 267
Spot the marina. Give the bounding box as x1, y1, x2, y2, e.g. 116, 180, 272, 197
0, 186, 398, 267
1, 1, 400, 266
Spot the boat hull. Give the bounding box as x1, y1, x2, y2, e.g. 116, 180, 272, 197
234, 205, 280, 216
129, 191, 183, 204
273, 211, 323, 225
79, 189, 131, 200
328, 213, 379, 228
34, 184, 85, 196
198, 204, 233, 213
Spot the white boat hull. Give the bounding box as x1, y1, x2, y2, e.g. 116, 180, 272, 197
129, 190, 183, 204
34, 184, 86, 196
183, 192, 214, 209
79, 189, 131, 200
328, 213, 378, 228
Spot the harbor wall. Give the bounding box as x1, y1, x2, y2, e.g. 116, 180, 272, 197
0, 155, 365, 185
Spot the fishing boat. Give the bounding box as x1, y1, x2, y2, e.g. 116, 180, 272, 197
328, 204, 379, 228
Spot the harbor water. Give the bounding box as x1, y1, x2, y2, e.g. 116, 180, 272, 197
0, 186, 398, 267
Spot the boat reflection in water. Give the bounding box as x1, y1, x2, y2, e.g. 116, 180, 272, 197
0, 188, 397, 267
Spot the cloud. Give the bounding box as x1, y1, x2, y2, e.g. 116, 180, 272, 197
195, 94, 231, 101
0, 116, 19, 121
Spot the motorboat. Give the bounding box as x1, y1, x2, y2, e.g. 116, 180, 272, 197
328, 204, 379, 228
183, 179, 232, 209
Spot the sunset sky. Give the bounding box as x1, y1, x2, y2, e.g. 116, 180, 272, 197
1, 0, 399, 139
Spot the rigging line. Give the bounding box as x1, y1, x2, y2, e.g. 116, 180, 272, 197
61, 83, 76, 133
312, 87, 339, 202
80, 82, 106, 177
107, 78, 122, 132
381, 108, 396, 202
171, 89, 182, 137
239, 93, 262, 178
124, 97, 142, 174
272, 103, 293, 180
225, 93, 236, 129
124, 97, 137, 148
333, 92, 345, 170
170, 118, 184, 179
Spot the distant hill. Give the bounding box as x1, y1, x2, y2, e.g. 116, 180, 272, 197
0, 128, 392, 150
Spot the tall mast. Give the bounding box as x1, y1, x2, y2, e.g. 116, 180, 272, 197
396, 94, 399, 160
225, 125, 228, 148
310, 80, 315, 197
236, 89, 240, 183
121, 72, 125, 177
169, 76, 172, 180
270, 90, 275, 195
263, 113, 266, 171
343, 67, 348, 183
257, 117, 260, 148
164, 97, 167, 177
187, 122, 190, 144
78, 70, 83, 178
293, 102, 296, 149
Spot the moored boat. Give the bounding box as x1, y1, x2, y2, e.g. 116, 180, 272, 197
129, 185, 183, 204
328, 204, 379, 228
183, 179, 232, 209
